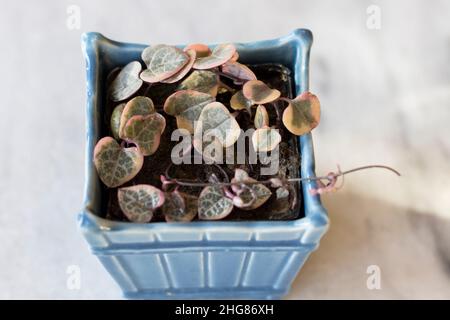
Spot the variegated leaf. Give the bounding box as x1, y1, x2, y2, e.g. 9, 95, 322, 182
122, 113, 166, 156
164, 90, 215, 134
177, 70, 220, 97
243, 80, 280, 104
193, 135, 224, 164
184, 43, 211, 58
93, 137, 143, 188
193, 43, 236, 69
195, 102, 241, 148
254, 105, 269, 129
163, 191, 198, 222
221, 62, 256, 83
161, 49, 196, 84
109, 61, 143, 102
118, 185, 165, 223
140, 45, 189, 83
110, 103, 125, 139
251, 127, 281, 152
282, 92, 321, 136
198, 186, 234, 220
119, 96, 155, 138
230, 90, 253, 112
231, 169, 271, 210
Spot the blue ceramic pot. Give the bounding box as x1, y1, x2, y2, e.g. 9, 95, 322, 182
79, 29, 328, 299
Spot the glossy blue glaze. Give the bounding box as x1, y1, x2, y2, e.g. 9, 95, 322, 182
79, 29, 328, 299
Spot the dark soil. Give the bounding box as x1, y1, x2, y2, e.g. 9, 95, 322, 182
102, 64, 303, 222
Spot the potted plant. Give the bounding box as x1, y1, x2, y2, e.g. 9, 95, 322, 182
79, 29, 330, 299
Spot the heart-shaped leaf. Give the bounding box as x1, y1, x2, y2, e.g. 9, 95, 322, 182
161, 49, 196, 84
164, 90, 215, 134
177, 70, 220, 97
140, 45, 189, 83
231, 169, 271, 210
243, 80, 280, 104
198, 186, 234, 220
110, 103, 126, 139
118, 185, 165, 223
195, 102, 241, 148
93, 137, 143, 188
252, 127, 281, 152
122, 113, 166, 156
282, 92, 320, 136
119, 96, 155, 138
230, 90, 253, 112
221, 62, 256, 83
193, 43, 236, 70
163, 191, 198, 222
184, 43, 211, 58
254, 105, 269, 129
109, 61, 144, 102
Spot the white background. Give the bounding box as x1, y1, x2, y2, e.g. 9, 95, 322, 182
1, 0, 450, 299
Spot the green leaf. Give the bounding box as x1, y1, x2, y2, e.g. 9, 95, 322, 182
122, 113, 166, 156
109, 61, 143, 102
193, 43, 236, 69
198, 186, 234, 220
282, 92, 320, 136
163, 191, 198, 222
177, 70, 220, 97
140, 45, 189, 83
161, 49, 196, 84
254, 105, 269, 129
231, 169, 271, 210
193, 135, 224, 164
230, 90, 253, 112
243, 80, 280, 104
184, 43, 211, 58
195, 102, 241, 148
164, 90, 215, 134
93, 137, 143, 188
110, 103, 125, 139
118, 185, 165, 223
119, 96, 155, 138
221, 62, 256, 83
252, 127, 281, 152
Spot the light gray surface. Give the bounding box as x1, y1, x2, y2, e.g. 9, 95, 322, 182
1, 0, 449, 299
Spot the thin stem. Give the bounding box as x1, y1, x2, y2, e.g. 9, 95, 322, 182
161, 164, 400, 188
217, 71, 246, 85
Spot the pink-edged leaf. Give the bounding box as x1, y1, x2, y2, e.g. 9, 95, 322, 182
161, 49, 196, 84
198, 186, 234, 220
109, 61, 143, 102
229, 51, 239, 62
195, 102, 241, 148
118, 185, 165, 223
177, 70, 220, 97
140, 44, 189, 83
110, 103, 126, 139
184, 43, 211, 58
164, 90, 215, 134
230, 90, 253, 112
221, 62, 256, 83
119, 96, 155, 138
193, 43, 236, 70
251, 127, 281, 152
254, 105, 269, 129
163, 191, 198, 222
122, 113, 166, 156
93, 137, 143, 188
282, 91, 320, 136
243, 80, 281, 104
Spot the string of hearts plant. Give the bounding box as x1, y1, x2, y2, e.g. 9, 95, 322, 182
94, 42, 400, 223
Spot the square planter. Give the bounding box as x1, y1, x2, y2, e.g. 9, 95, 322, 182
79, 29, 329, 300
